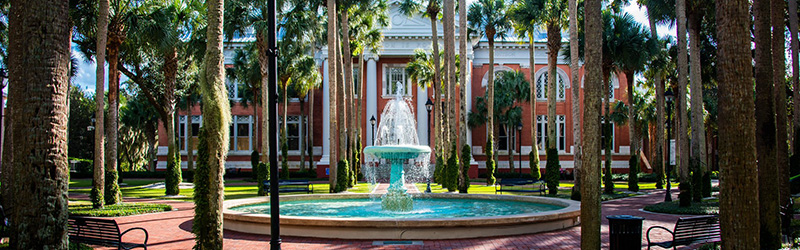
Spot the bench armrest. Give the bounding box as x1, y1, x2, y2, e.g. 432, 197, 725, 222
120, 227, 149, 247
646, 226, 673, 246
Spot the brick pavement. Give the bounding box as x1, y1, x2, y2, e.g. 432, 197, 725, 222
71, 188, 708, 250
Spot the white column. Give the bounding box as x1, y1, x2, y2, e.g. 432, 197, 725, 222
318, 58, 331, 166
417, 87, 428, 145
366, 54, 378, 146
466, 57, 473, 147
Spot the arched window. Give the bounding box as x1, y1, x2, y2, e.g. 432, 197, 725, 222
535, 68, 569, 101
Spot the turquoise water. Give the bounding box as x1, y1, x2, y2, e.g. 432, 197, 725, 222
231, 198, 564, 219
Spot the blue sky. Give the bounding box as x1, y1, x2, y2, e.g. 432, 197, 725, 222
70, 4, 675, 94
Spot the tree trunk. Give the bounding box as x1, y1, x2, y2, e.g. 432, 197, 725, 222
755, 0, 780, 246
546, 23, 560, 153
309, 85, 315, 173
487, 29, 496, 164
7, 0, 71, 247
529, 36, 540, 177
93, 0, 109, 209
676, 0, 691, 207
791, 0, 800, 155
581, 0, 602, 245
258, 31, 270, 164
187, 108, 194, 172
105, 32, 122, 205
193, 0, 229, 246
603, 71, 613, 194
687, 14, 707, 201
458, 0, 468, 192
716, 0, 760, 247
300, 100, 306, 171
340, 10, 353, 164
569, 0, 581, 200
327, 0, 338, 192
625, 69, 638, 192
428, 6, 441, 157
772, 0, 791, 233
336, 20, 347, 165
444, 0, 456, 156
145, 122, 157, 171
647, 5, 665, 189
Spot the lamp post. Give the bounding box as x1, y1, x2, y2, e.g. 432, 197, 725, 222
664, 88, 674, 202
370, 116, 376, 145
0, 68, 7, 170
425, 99, 433, 193
517, 122, 523, 176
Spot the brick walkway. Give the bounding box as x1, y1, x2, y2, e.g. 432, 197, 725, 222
71, 188, 707, 250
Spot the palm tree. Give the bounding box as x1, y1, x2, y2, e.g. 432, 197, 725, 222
7, 0, 71, 248
686, 0, 711, 201
327, 0, 339, 192
772, 0, 791, 232
468, 0, 511, 184
538, 0, 568, 191
716, 0, 759, 247
580, 0, 602, 246
399, 0, 444, 155
458, 0, 469, 192
508, 0, 543, 180
791, 0, 800, 160
754, 0, 780, 245
675, 0, 691, 207
192, 0, 229, 247
567, 0, 580, 200
444, 0, 456, 157
94, 0, 110, 209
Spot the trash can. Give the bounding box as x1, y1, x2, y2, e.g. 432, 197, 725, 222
607, 215, 645, 250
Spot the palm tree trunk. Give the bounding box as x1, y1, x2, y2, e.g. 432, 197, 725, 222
105, 34, 122, 205
676, 0, 691, 207
569, 0, 581, 199
428, 6, 441, 157
7, 1, 71, 247
717, 0, 760, 247
458, 0, 468, 192
309, 88, 316, 173
581, 0, 603, 245
603, 71, 613, 194
546, 24, 560, 152
755, 0, 780, 246
340, 11, 356, 184
300, 100, 306, 171
145, 122, 157, 171
772, 0, 791, 232
646, 5, 665, 189
687, 14, 707, 201
444, 0, 456, 156
93, 0, 109, 209
487, 30, 496, 164
163, 46, 181, 196
625, 69, 638, 192
258, 31, 270, 164
193, 0, 229, 246
791, 0, 800, 154
187, 105, 194, 172
529, 36, 540, 177
336, 23, 347, 164
327, 0, 339, 191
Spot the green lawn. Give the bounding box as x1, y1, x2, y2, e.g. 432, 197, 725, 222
68, 200, 172, 217
643, 199, 720, 215
414, 182, 642, 201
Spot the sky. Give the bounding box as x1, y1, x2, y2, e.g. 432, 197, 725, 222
70, 3, 675, 94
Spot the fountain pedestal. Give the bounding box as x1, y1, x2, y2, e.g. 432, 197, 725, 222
363, 145, 431, 212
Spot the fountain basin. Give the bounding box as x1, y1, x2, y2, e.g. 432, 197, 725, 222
223, 193, 580, 239
363, 145, 431, 159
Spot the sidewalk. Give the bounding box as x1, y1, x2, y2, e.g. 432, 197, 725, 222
71, 188, 703, 250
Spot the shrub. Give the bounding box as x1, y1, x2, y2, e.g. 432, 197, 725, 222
628, 156, 639, 192
445, 146, 459, 192
256, 163, 268, 196
702, 171, 712, 197
69, 157, 93, 174
250, 150, 259, 179
351, 140, 361, 187
603, 160, 614, 194
679, 182, 693, 207
643, 200, 719, 215
458, 144, 471, 193
104, 170, 120, 205
529, 151, 540, 180
485, 139, 496, 185
281, 138, 290, 180
691, 160, 702, 202
165, 155, 182, 196
544, 148, 560, 195
335, 160, 349, 192
69, 202, 172, 217
434, 154, 445, 184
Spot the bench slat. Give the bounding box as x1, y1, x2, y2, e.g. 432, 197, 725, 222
648, 215, 720, 249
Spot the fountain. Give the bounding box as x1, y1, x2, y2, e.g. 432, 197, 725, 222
222, 84, 580, 240
363, 84, 431, 211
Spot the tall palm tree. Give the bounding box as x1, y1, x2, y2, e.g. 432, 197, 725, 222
468, 0, 511, 184
192, 0, 229, 247
580, 0, 602, 247
791, 0, 800, 159
444, 0, 456, 157
754, 0, 779, 245
772, 0, 791, 232
540, 0, 568, 191
675, 0, 691, 207
686, 0, 710, 201
458, 0, 468, 192
508, 0, 543, 180
716, 0, 759, 247
327, 0, 339, 191
8, 0, 71, 248
567, 0, 580, 200
94, 0, 110, 209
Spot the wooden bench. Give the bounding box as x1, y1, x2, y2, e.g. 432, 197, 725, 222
494, 178, 546, 195
646, 215, 720, 250
262, 180, 314, 194
68, 216, 148, 250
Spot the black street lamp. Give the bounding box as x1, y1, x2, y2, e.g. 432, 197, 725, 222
425, 99, 433, 193
517, 122, 523, 176
664, 88, 674, 202
370, 116, 377, 145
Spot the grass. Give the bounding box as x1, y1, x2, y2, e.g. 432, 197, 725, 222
413, 182, 640, 201
642, 199, 720, 215
0, 242, 92, 249
69, 200, 172, 217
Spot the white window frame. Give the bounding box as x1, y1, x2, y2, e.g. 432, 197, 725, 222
229, 115, 253, 152
534, 67, 569, 102
382, 64, 411, 97
179, 115, 202, 152
536, 115, 566, 152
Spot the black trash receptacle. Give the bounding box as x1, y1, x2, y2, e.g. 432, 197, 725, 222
607, 215, 645, 250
